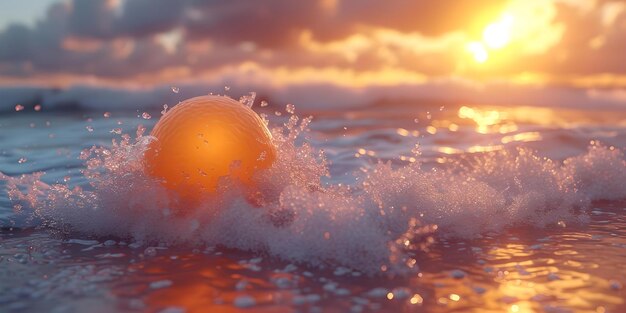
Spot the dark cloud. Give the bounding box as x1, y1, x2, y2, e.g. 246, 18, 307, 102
58, 0, 504, 47
0, 0, 625, 81
68, 0, 116, 38
183, 0, 324, 47
0, 24, 32, 62
179, 0, 504, 47
117, 0, 183, 37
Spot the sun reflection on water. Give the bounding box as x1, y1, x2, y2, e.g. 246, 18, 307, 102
458, 106, 508, 134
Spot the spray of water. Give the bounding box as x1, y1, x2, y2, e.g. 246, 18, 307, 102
2, 104, 625, 275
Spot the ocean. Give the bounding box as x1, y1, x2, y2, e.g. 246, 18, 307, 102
1, 96, 625, 312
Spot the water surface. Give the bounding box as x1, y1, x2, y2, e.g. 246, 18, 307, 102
1, 100, 625, 312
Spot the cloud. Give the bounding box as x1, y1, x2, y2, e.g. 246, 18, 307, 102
0, 0, 625, 96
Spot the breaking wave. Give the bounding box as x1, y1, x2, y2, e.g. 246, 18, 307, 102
2, 107, 625, 275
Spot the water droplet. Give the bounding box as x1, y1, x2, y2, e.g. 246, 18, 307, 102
411, 143, 422, 156
141, 112, 151, 120
439, 106, 445, 111
63, 176, 71, 182
110, 128, 122, 135
426, 111, 432, 120
286, 103, 295, 114
34, 104, 42, 111
239, 92, 257, 108
274, 111, 282, 116
103, 112, 111, 118
171, 86, 179, 93
136, 125, 146, 137
413, 118, 419, 123
85, 126, 94, 132
18, 157, 27, 164
15, 104, 24, 111
410, 294, 423, 305
224, 86, 230, 91
260, 100, 269, 107
161, 104, 169, 115
144, 247, 157, 257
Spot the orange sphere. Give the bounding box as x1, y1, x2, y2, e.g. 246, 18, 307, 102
144, 95, 275, 201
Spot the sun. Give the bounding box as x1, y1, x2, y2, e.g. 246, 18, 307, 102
467, 13, 515, 63
483, 14, 514, 49
467, 41, 489, 63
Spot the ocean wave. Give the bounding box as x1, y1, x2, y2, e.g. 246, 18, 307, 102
2, 82, 626, 114
2, 109, 625, 275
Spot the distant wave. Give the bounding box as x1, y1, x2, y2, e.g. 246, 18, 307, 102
1, 81, 626, 113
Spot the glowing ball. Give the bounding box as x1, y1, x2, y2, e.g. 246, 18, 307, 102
144, 95, 275, 201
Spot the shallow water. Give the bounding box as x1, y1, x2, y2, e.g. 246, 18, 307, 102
1, 100, 625, 312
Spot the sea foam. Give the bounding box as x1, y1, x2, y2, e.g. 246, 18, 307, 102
2, 109, 625, 275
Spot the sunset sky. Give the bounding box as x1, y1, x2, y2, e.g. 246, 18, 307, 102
1, 0, 625, 109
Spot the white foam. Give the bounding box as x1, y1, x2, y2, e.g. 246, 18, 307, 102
1, 109, 625, 275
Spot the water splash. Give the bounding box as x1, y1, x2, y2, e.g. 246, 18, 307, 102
1, 105, 625, 275
239, 92, 257, 108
